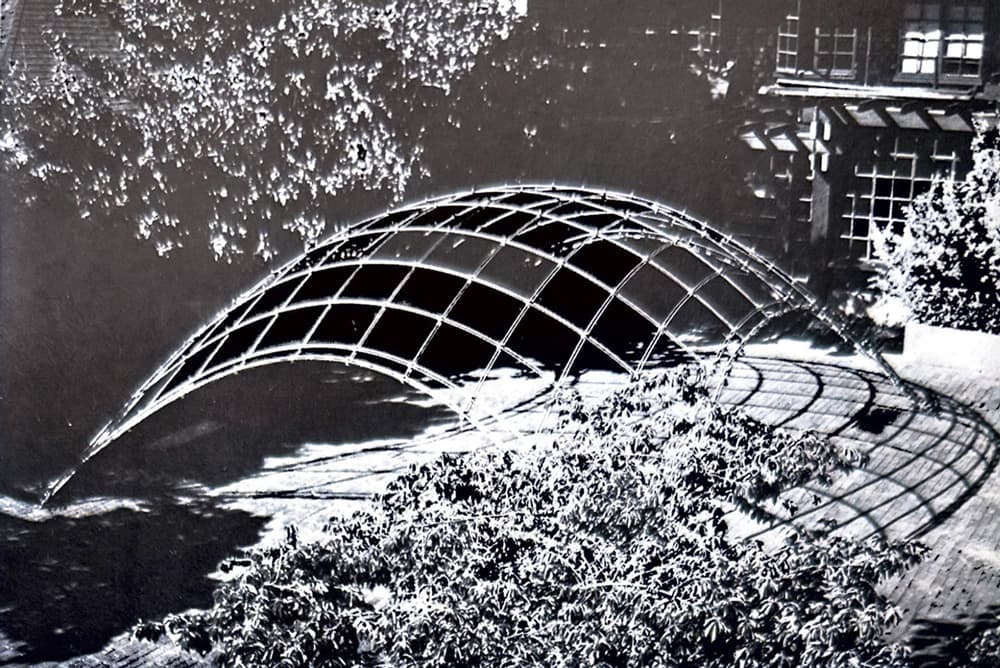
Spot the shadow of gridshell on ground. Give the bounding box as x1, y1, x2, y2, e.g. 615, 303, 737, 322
45, 185, 979, 512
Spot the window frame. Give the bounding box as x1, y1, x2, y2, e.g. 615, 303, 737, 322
897, 0, 985, 85
841, 136, 962, 262
814, 26, 858, 78
775, 2, 802, 74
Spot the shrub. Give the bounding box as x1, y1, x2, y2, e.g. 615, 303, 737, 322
870, 123, 1000, 334
140, 367, 922, 667
966, 623, 1000, 667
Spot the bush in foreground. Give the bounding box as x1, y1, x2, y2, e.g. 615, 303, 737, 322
140, 367, 924, 667
871, 123, 1000, 334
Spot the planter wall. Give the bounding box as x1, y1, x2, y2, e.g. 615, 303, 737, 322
903, 322, 1000, 374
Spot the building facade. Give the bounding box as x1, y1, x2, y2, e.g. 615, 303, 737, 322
6, 0, 998, 297
729, 0, 999, 290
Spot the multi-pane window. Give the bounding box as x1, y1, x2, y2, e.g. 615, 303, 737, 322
900, 1, 984, 79
690, 3, 722, 69
687, 0, 722, 68
814, 28, 857, 77
942, 3, 985, 77
841, 137, 961, 261
901, 2, 943, 75
776, 5, 801, 73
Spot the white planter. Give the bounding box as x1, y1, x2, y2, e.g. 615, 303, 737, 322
903, 322, 1000, 375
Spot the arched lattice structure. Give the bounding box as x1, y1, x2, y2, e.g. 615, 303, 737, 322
45, 185, 908, 502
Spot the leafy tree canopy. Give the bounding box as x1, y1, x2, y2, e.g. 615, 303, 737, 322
0, 0, 523, 260
871, 123, 1000, 333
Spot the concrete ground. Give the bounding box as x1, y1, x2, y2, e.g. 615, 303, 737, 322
734, 348, 1000, 634
879, 354, 1000, 652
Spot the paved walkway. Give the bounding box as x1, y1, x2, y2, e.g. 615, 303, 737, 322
723, 352, 1000, 634
38, 346, 1000, 666
878, 357, 1000, 637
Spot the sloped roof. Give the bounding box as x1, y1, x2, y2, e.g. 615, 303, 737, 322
0, 0, 19, 63
3, 0, 118, 81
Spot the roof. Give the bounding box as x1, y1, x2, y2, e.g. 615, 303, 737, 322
739, 99, 996, 163
760, 77, 984, 103
2, 0, 118, 81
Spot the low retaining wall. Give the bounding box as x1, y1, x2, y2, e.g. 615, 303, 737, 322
904, 322, 1000, 374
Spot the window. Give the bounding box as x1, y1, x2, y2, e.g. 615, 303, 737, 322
900, 2, 942, 76
942, 3, 984, 77
814, 27, 857, 77
841, 137, 961, 261
776, 4, 801, 73
689, 0, 722, 70
900, 1, 984, 79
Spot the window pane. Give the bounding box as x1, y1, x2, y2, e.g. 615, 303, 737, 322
508, 308, 581, 373
537, 268, 609, 329
258, 306, 326, 350
294, 266, 356, 305
569, 240, 641, 287
208, 319, 270, 368
340, 265, 410, 300
311, 305, 378, 345
364, 309, 436, 361
418, 324, 498, 379
903, 40, 925, 57
395, 268, 468, 314
449, 283, 524, 341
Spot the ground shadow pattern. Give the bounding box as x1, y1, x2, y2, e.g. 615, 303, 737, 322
718, 357, 999, 542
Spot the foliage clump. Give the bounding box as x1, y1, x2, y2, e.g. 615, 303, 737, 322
0, 0, 521, 260
871, 123, 1000, 334
965, 623, 1000, 666
907, 608, 1000, 668
141, 367, 923, 667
